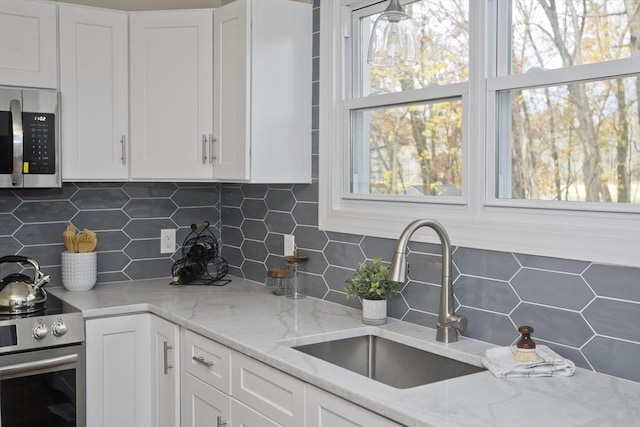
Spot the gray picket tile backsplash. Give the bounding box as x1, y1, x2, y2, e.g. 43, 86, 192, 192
5, 177, 640, 380
0, 0, 638, 385
511, 269, 595, 310
0, 182, 220, 287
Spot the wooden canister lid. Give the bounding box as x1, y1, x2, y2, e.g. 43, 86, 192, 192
267, 267, 294, 278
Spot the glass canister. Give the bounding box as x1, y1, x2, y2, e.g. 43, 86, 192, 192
265, 267, 293, 296
284, 251, 308, 299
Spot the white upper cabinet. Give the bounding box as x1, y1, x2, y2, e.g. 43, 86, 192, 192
213, 0, 312, 183
211, 0, 248, 180
129, 10, 214, 181
6, 1, 311, 182
0, 0, 57, 88
59, 4, 129, 180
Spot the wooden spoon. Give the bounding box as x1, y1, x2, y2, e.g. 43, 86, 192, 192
62, 230, 77, 253
84, 229, 98, 251
77, 230, 97, 253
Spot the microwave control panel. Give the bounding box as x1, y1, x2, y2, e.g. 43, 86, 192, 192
22, 112, 55, 174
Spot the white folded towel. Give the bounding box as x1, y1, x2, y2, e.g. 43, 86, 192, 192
482, 345, 576, 378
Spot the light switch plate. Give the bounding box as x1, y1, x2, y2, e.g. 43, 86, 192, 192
284, 234, 295, 256
160, 229, 176, 254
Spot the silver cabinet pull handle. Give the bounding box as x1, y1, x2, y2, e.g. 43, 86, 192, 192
216, 415, 227, 427
163, 341, 173, 374
120, 135, 126, 164
192, 355, 214, 368
202, 134, 208, 164
209, 134, 217, 162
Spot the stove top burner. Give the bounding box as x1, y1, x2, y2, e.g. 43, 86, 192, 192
0, 292, 69, 320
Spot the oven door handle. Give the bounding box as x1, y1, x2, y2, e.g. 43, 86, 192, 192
0, 354, 78, 377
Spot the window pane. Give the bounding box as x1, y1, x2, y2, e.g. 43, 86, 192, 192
359, 0, 469, 96
350, 99, 463, 196
497, 76, 640, 203
510, 0, 637, 74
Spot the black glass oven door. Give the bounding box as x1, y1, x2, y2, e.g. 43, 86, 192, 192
1, 368, 76, 427
0, 345, 84, 427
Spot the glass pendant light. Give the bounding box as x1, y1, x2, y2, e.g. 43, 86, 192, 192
367, 0, 418, 67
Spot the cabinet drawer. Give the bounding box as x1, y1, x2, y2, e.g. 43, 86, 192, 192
231, 351, 304, 427
182, 329, 230, 394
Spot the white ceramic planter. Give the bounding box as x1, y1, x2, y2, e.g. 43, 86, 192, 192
362, 298, 387, 325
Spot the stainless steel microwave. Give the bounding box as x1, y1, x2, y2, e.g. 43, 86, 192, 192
0, 87, 61, 188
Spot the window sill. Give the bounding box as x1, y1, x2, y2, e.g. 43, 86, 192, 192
319, 195, 640, 267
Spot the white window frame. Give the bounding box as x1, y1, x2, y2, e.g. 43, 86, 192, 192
319, 0, 640, 267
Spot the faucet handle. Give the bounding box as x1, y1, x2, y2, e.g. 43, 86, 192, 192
438, 313, 468, 333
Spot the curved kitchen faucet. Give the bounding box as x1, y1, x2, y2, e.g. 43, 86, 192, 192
388, 219, 467, 343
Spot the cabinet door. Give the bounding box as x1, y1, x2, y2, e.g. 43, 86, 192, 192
86, 314, 151, 427
249, 0, 312, 184
231, 399, 279, 427
130, 10, 213, 180
231, 351, 304, 427
0, 0, 57, 88
212, 0, 312, 183
212, 0, 250, 181
181, 372, 231, 427
306, 386, 402, 427
59, 4, 129, 180
150, 315, 180, 427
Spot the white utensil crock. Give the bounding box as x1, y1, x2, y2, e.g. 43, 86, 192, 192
61, 251, 97, 291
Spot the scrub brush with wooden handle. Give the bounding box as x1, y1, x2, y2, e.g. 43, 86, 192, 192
514, 325, 541, 363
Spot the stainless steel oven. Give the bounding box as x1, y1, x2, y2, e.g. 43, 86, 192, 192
0, 294, 85, 427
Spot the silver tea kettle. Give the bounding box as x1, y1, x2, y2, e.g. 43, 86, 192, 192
0, 255, 50, 315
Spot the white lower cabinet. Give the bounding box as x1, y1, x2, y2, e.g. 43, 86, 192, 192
150, 315, 180, 427
231, 399, 280, 427
231, 351, 305, 427
88, 316, 401, 427
181, 372, 230, 427
180, 330, 302, 427
86, 314, 152, 427
182, 329, 230, 393
181, 329, 231, 426
306, 385, 402, 427
85, 313, 180, 427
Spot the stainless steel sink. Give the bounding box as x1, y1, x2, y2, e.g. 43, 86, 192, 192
292, 334, 485, 389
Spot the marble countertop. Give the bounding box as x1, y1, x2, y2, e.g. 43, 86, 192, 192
49, 277, 640, 427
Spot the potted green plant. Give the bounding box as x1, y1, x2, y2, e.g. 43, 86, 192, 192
345, 258, 400, 325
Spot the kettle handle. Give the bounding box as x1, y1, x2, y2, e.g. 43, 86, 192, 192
0, 255, 42, 282
0, 255, 33, 265
0, 255, 40, 270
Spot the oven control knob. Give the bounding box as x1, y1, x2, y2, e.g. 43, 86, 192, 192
33, 321, 49, 339
52, 319, 68, 337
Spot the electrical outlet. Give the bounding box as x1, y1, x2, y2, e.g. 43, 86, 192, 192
160, 229, 176, 254
284, 234, 295, 256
